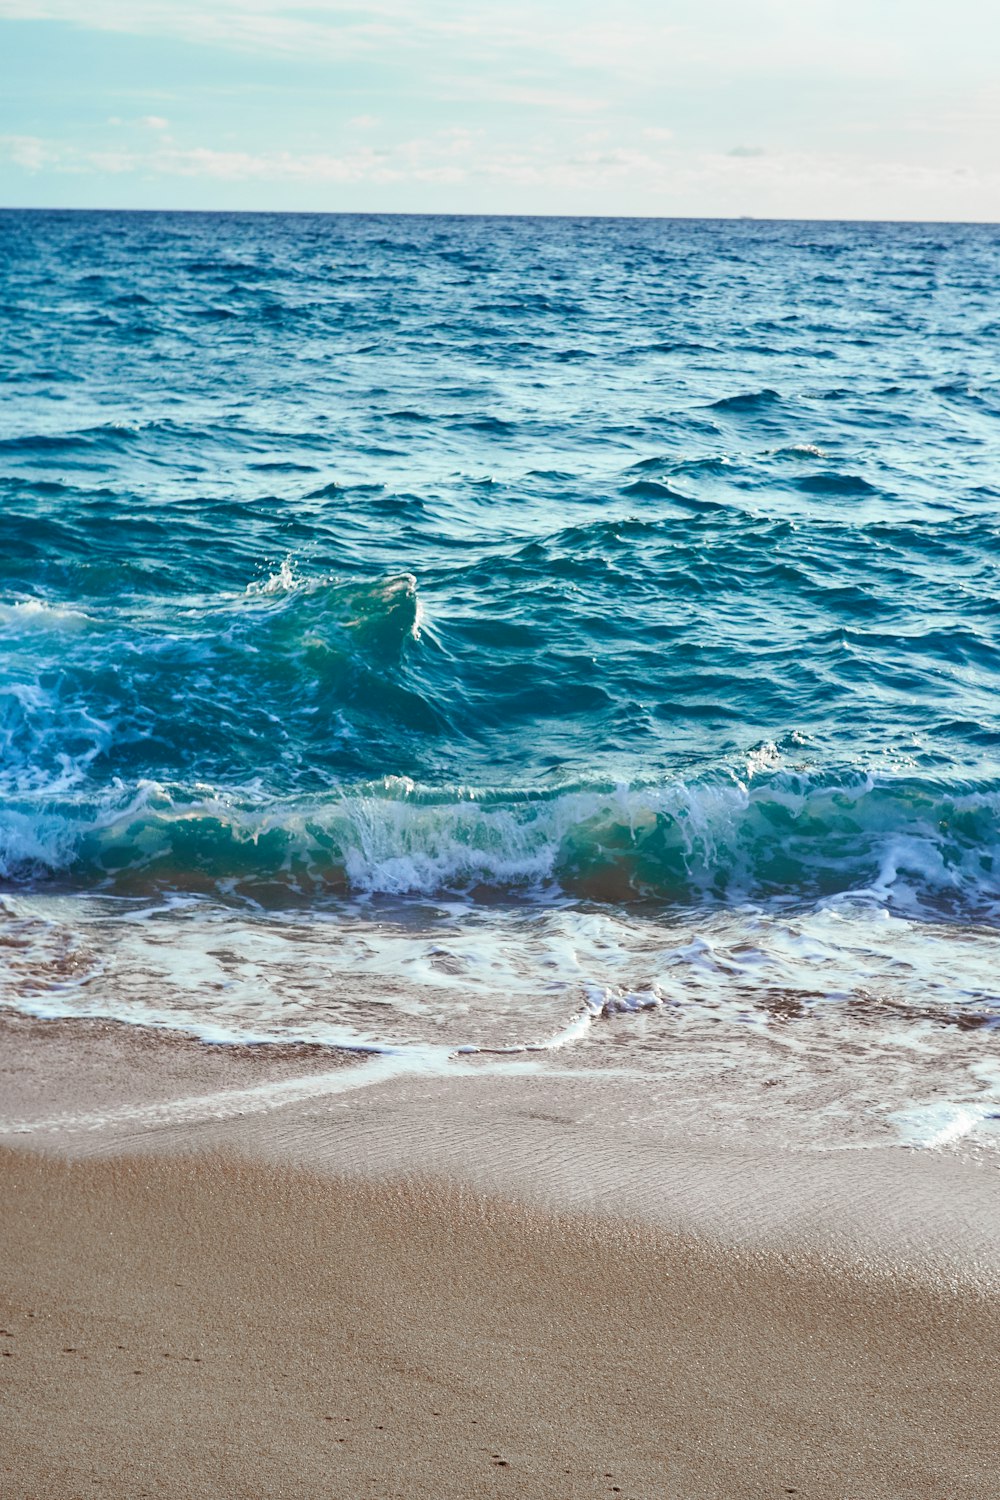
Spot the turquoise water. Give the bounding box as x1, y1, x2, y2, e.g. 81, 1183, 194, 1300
2, 211, 999, 1143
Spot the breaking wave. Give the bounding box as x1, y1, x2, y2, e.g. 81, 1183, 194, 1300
2, 766, 999, 915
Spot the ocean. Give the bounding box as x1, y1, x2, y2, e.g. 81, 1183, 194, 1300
2, 209, 999, 1150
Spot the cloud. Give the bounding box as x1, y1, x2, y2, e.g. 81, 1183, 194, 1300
0, 2, 411, 62
0, 132, 476, 184
0, 0, 966, 81
3, 124, 999, 221
0, 124, 990, 197
1, 133, 54, 170
3, 0, 1000, 167
140, 115, 170, 130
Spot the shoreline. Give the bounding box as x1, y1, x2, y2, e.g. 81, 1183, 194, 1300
3, 1017, 1000, 1497
2, 1010, 998, 1270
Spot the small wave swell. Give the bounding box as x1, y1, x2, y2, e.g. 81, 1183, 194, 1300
2, 765, 999, 915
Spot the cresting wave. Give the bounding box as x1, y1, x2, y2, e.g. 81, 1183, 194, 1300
2, 766, 999, 913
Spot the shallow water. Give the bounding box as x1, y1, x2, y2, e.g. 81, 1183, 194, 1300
2, 211, 999, 1149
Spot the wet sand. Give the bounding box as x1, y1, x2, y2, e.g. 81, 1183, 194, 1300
2, 1021, 1000, 1498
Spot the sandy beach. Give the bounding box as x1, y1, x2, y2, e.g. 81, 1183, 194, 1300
3, 78, 1000, 1500
4, 184, 1000, 1500
3, 1020, 1000, 1499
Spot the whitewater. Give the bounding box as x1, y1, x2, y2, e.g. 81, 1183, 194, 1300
2, 210, 999, 1150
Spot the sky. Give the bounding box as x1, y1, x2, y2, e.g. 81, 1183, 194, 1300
0, 0, 997, 220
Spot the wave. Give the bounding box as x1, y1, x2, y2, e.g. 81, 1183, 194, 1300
2, 766, 999, 914
0, 419, 191, 459
0, 568, 436, 795
707, 388, 783, 413
792, 473, 878, 496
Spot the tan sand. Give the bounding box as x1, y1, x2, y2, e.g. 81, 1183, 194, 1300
0, 1011, 362, 1131
3, 1147, 1000, 1500
4, 1014, 997, 1276
2, 1020, 1000, 1498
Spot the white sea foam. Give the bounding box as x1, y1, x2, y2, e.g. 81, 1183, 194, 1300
3, 890, 999, 1152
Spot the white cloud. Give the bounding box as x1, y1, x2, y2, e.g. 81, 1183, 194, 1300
3, 125, 999, 221
2, 133, 54, 170
0, 133, 477, 184
5, 0, 991, 87
140, 115, 170, 130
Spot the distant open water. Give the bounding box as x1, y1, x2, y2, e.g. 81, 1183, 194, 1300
2, 211, 999, 1148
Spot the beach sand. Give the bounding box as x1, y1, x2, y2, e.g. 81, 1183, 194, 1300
2, 1020, 999, 1499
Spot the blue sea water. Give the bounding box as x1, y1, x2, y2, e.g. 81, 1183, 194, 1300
2, 210, 999, 1145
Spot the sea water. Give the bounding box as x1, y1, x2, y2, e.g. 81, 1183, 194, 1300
2, 210, 999, 1148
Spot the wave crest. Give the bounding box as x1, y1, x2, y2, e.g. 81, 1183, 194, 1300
2, 767, 998, 915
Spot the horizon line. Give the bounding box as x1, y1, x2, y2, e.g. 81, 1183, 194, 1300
2, 205, 999, 228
